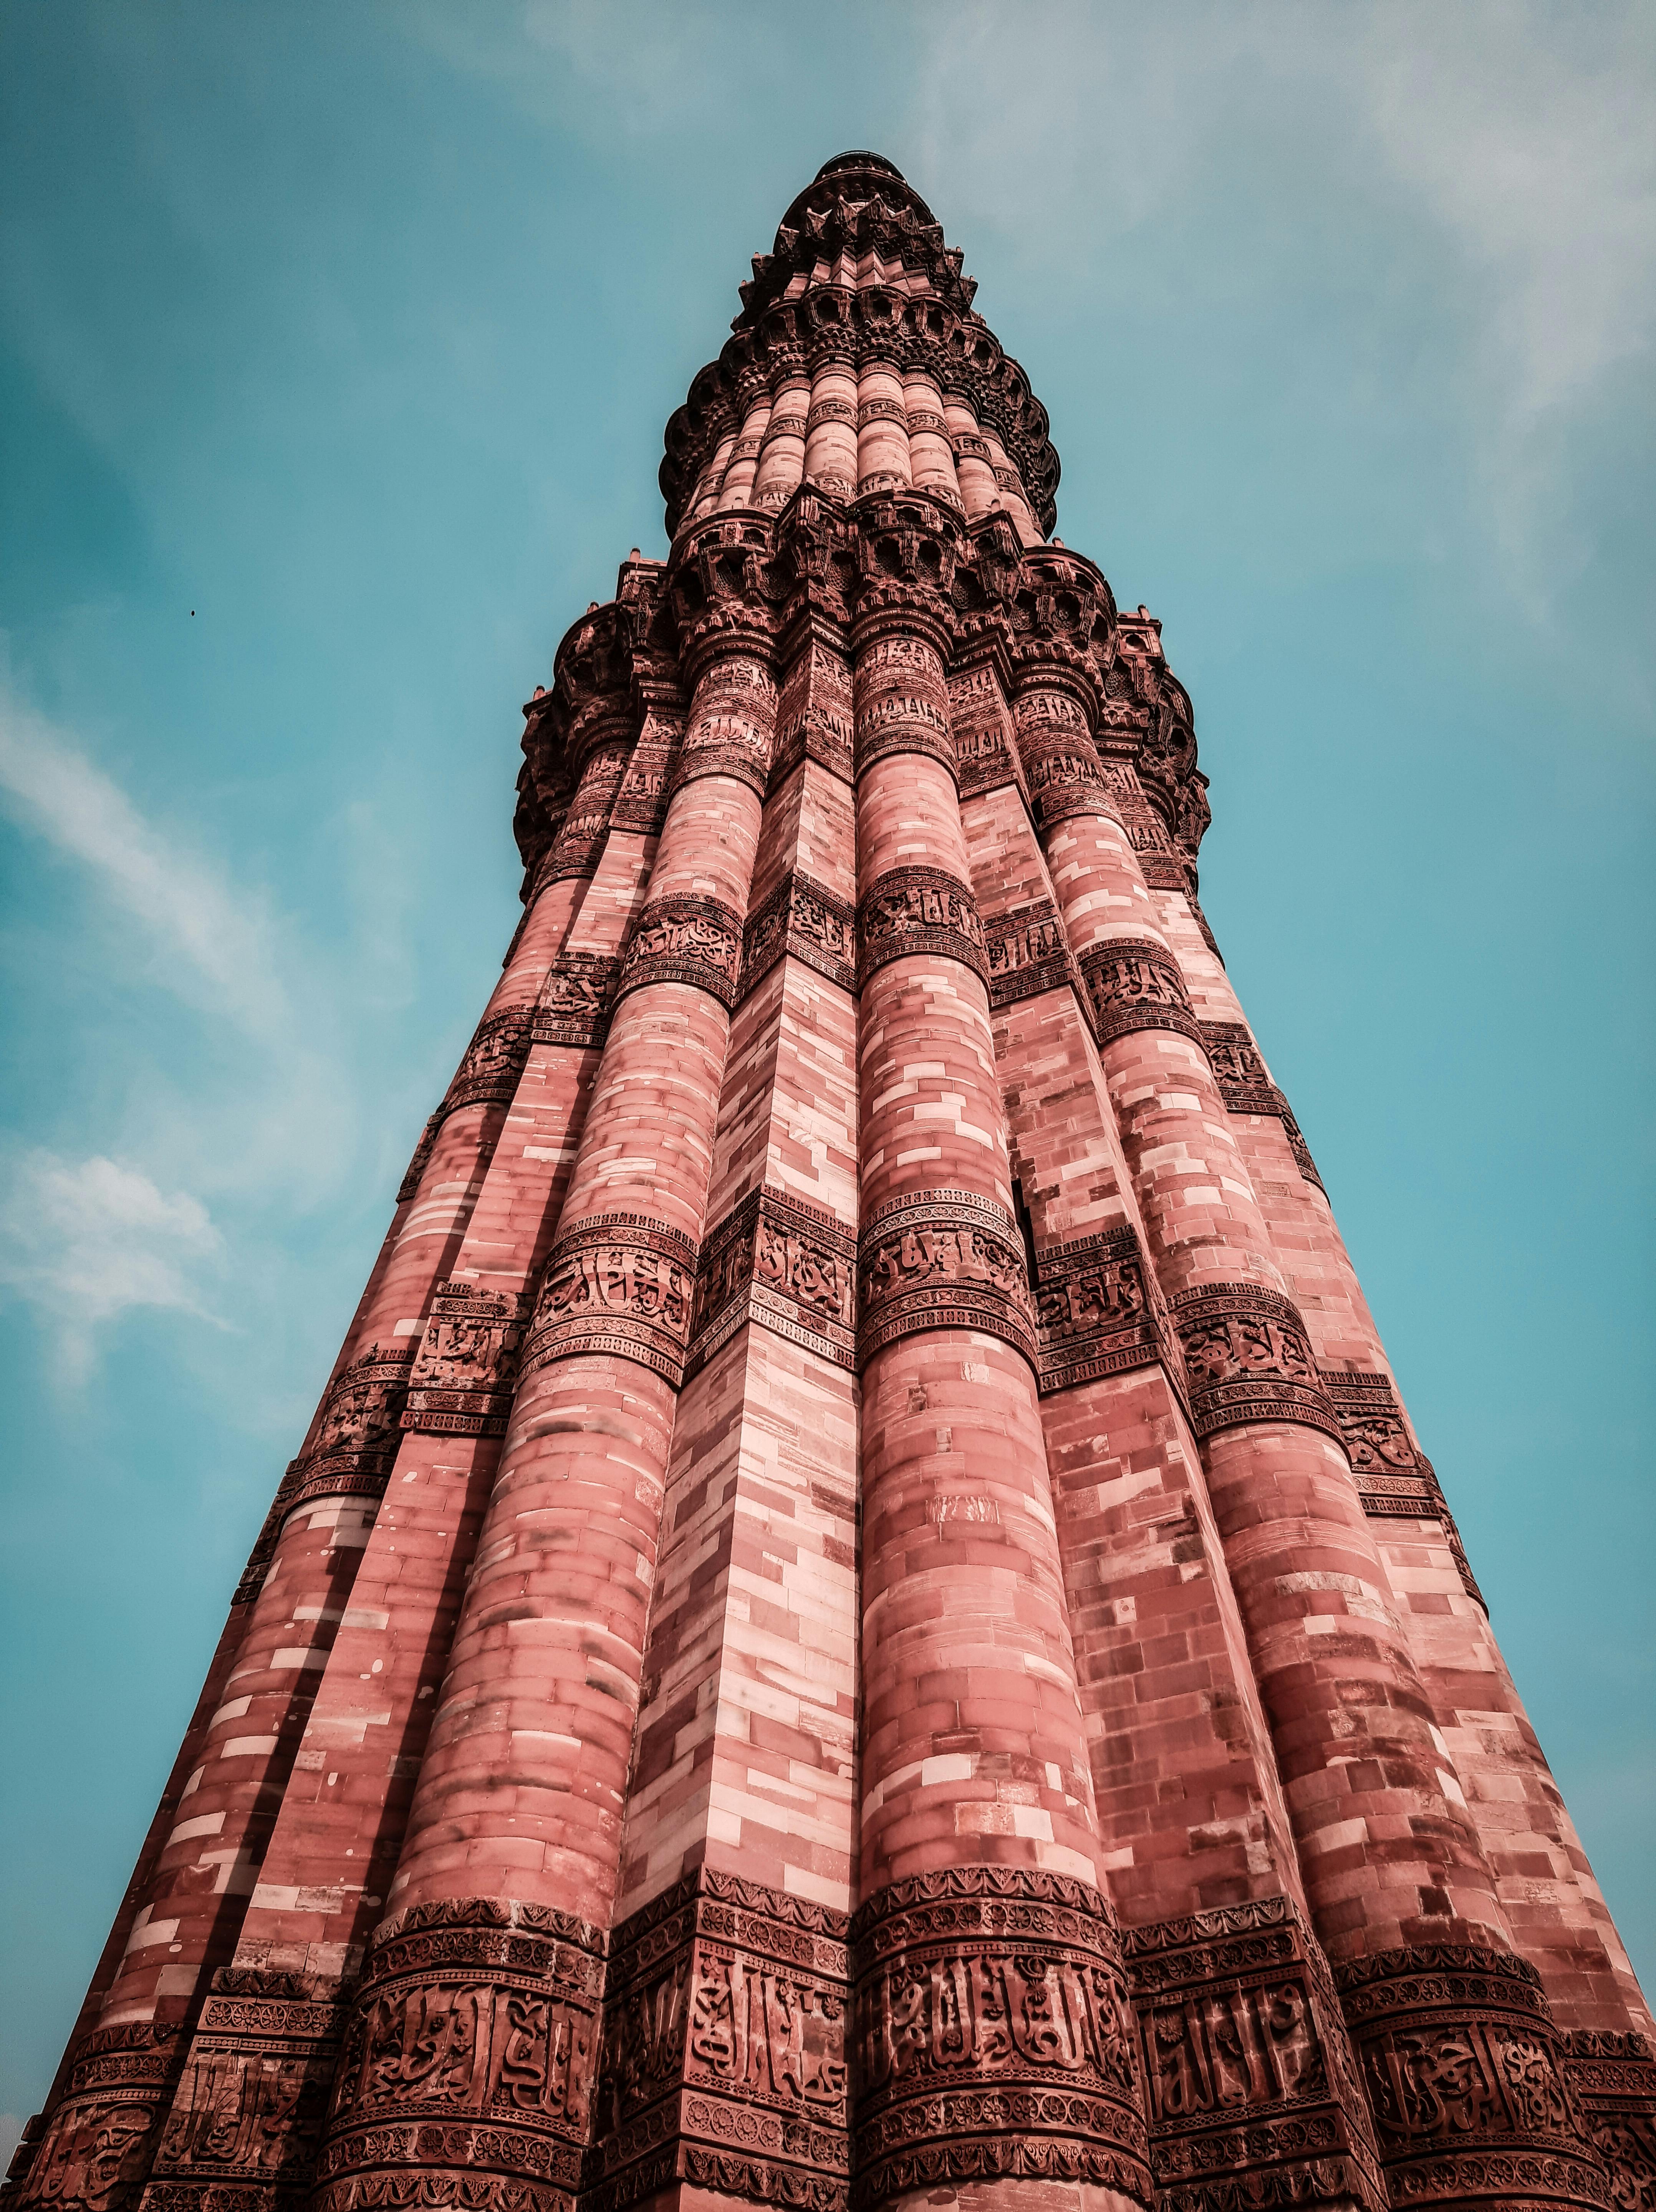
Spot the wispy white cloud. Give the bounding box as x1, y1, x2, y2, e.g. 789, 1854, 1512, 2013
0, 1151, 226, 1382
904, 0, 1656, 597
0, 679, 366, 1368
0, 684, 292, 1041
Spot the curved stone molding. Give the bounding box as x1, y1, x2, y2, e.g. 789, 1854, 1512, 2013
856, 1188, 1037, 1370
687, 1185, 856, 1380
851, 635, 956, 781
739, 871, 856, 1002
1077, 937, 1204, 1049
588, 1869, 850, 2212
856, 867, 986, 988
524, 1215, 698, 1387
13, 2026, 184, 2212
1334, 1945, 1608, 2210
1563, 2032, 1656, 2212
983, 896, 1075, 1012
1171, 1283, 1341, 1444
616, 895, 744, 1011
532, 951, 621, 1053
849, 1866, 1153, 2212
395, 1116, 439, 1206
1121, 1897, 1385, 2212
1199, 1020, 1326, 1194
401, 1280, 534, 1439
312, 1899, 605, 2212
1320, 1370, 1487, 1608
1032, 1225, 1165, 1396
141, 1970, 347, 2212
443, 1008, 538, 1117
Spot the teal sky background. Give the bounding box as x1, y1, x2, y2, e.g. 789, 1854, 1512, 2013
2, 0, 1651, 2147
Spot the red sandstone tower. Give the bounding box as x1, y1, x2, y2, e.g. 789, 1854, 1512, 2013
12, 151, 1653, 2212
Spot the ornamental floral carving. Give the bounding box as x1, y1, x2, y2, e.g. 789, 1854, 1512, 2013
314, 1901, 604, 2212
857, 1188, 1037, 1369
849, 1866, 1151, 2212
1032, 1226, 1164, 1395
1171, 1283, 1341, 1443
739, 871, 856, 1001
401, 1280, 534, 1438
15, 2027, 183, 2212
1564, 2031, 1656, 2212
525, 1215, 698, 1387
588, 1870, 850, 2212
687, 1186, 856, 1380
532, 952, 621, 1052
856, 867, 985, 986
617, 896, 744, 1010
983, 897, 1075, 1012
1334, 1946, 1606, 2210
1078, 937, 1202, 1048
1121, 1898, 1384, 2212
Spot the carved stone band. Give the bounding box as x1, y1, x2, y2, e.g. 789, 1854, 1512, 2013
849, 1865, 1153, 2212
313, 1898, 606, 2212
1171, 1283, 1342, 1443
1333, 1945, 1605, 2210
402, 1279, 534, 1439
686, 1185, 857, 1381
1022, 746, 1116, 831
588, 1868, 851, 2212
669, 714, 773, 800
740, 869, 856, 1002
857, 1188, 1037, 1371
609, 735, 677, 837
1562, 2030, 1656, 2212
852, 690, 955, 781
770, 704, 854, 789
525, 1214, 699, 1387
13, 2023, 184, 2212
145, 1969, 347, 2209
1121, 1896, 1384, 2212
856, 867, 986, 988
236, 1342, 419, 1589
1199, 1021, 1325, 1194
533, 951, 621, 1053
984, 896, 1076, 1013
1077, 938, 1203, 1050
1032, 1225, 1165, 1396
1322, 1372, 1487, 1609
617, 895, 744, 1011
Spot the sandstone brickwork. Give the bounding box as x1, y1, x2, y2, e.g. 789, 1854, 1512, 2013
12, 150, 1650, 2212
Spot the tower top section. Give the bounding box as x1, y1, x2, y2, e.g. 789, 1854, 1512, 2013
659, 150, 1061, 541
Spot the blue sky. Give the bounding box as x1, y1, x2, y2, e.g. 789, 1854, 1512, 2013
2, 0, 1651, 2145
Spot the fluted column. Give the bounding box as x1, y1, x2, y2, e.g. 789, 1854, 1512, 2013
310, 599, 777, 2212
846, 514, 1152, 2212
1017, 633, 1607, 2211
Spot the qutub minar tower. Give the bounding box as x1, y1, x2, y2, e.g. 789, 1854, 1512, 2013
12, 152, 1653, 2212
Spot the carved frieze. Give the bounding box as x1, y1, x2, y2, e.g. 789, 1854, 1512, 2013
849, 1866, 1152, 2211
617, 895, 744, 1011
686, 1185, 856, 1380
851, 634, 954, 780
443, 1008, 536, 1116
983, 895, 1075, 1012
1199, 1022, 1326, 1194
14, 2025, 184, 2212
547, 745, 630, 882
1171, 1283, 1341, 1444
857, 1187, 1037, 1370
1121, 1897, 1384, 2212
948, 663, 1022, 802
396, 1116, 439, 1206
739, 872, 856, 1002
532, 952, 621, 1053
588, 1869, 850, 2212
313, 1899, 605, 2212
856, 867, 986, 987
401, 1280, 534, 1439
1564, 2031, 1656, 2212
608, 715, 681, 838
1078, 937, 1204, 1049
1032, 1225, 1166, 1396
142, 1972, 346, 2212
1321, 1373, 1488, 1608
524, 1214, 698, 1388
1334, 1945, 1607, 2210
